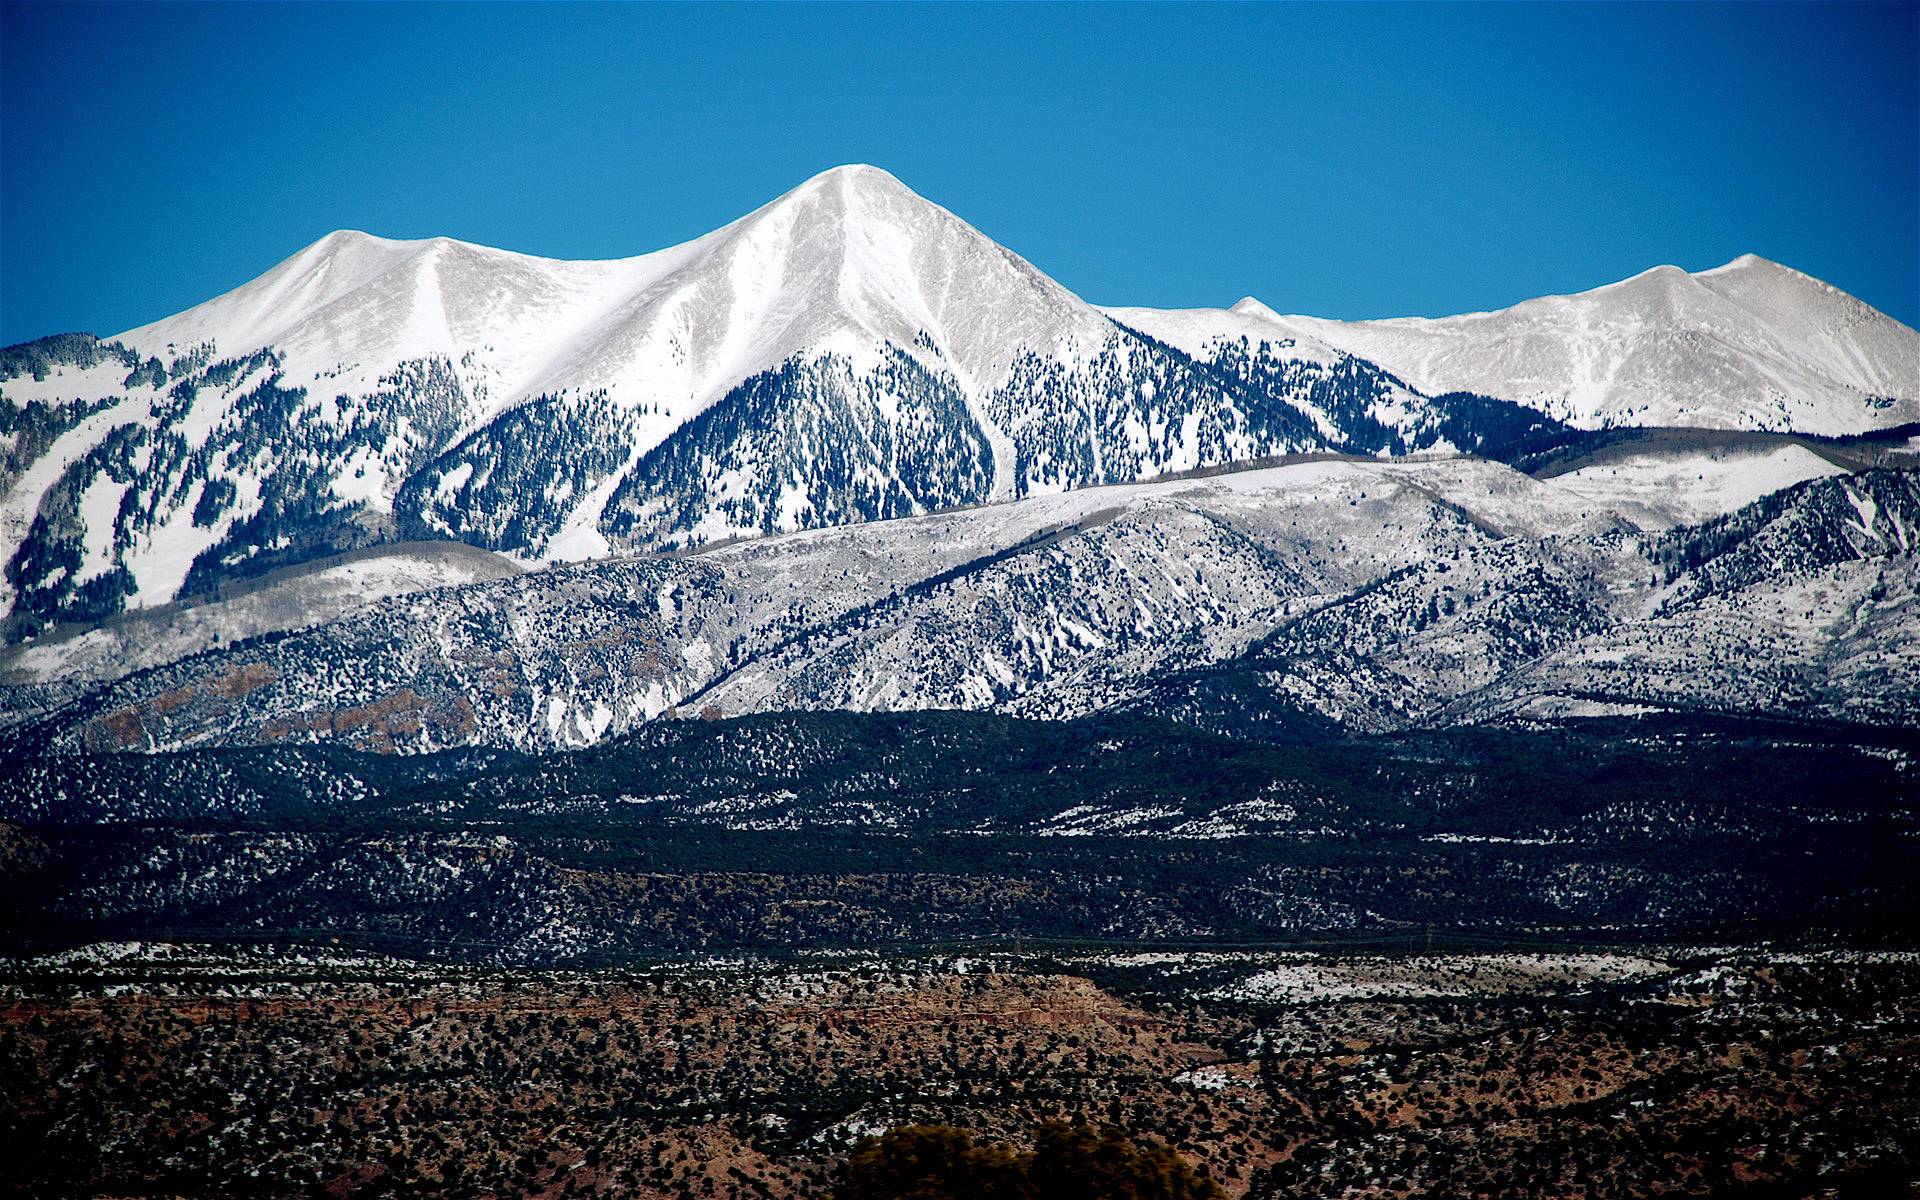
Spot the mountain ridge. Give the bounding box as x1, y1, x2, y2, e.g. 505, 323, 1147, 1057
1239, 253, 1919, 434
5, 459, 1912, 758
3, 166, 1915, 637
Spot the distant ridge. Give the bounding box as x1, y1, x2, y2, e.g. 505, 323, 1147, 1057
1219, 254, 1919, 435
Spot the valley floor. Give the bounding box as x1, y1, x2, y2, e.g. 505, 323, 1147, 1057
3, 943, 1915, 1198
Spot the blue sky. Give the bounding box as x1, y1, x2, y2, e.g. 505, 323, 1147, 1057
2, 1, 1915, 345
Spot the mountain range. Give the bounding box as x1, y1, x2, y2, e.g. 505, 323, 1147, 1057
6, 165, 1914, 636
1, 164, 1916, 759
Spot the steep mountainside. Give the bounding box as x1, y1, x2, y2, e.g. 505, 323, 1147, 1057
1238, 255, 1919, 434
3, 167, 1486, 635
5, 460, 1912, 757
0, 541, 519, 700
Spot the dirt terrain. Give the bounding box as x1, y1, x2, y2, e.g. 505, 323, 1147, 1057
3, 944, 1914, 1198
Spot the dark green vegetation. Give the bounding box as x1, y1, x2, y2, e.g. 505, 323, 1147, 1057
0, 331, 139, 383
838, 1123, 1224, 1200
1, 712, 1914, 964
603, 350, 994, 552
3, 707, 1912, 1196
1, 687, 1914, 1199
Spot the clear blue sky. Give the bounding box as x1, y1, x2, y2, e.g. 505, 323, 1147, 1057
3, 1, 1915, 346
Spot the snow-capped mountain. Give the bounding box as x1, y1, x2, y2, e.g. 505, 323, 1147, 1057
2, 166, 1914, 642
107, 164, 1112, 508
1, 166, 1474, 634
1241, 254, 1919, 434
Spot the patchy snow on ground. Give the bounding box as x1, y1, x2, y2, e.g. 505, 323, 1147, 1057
0, 544, 519, 686
1206, 953, 1673, 1004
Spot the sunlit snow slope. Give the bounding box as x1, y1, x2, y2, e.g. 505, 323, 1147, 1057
7, 458, 1914, 756
0, 167, 1470, 631
1244, 255, 1919, 434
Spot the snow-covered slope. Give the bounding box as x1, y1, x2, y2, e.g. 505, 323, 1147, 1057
1548, 443, 1847, 530
1104, 301, 1571, 458
5, 170, 1914, 639
0, 542, 517, 700
8, 458, 1913, 757
115, 230, 657, 427
0, 167, 1467, 633
111, 165, 1110, 502
1242, 255, 1919, 434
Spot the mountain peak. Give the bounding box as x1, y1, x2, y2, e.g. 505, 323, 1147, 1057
729, 163, 950, 255
311, 227, 375, 250
803, 162, 903, 188
1695, 253, 1820, 290
1701, 252, 1773, 275
664, 159, 1107, 397
1260, 253, 1917, 434
773, 163, 924, 216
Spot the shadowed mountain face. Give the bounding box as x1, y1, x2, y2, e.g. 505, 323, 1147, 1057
2, 709, 1916, 962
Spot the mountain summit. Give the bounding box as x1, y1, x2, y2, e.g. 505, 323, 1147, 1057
1248, 254, 1919, 434
114, 165, 1108, 441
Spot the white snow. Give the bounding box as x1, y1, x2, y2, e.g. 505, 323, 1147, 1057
0, 360, 135, 406
544, 521, 611, 563
0, 544, 519, 686
111, 166, 1119, 487
1207, 953, 1671, 1004
1104, 300, 1340, 368
71, 473, 129, 584
433, 461, 473, 499
0, 394, 156, 607
1844, 483, 1881, 545
1249, 255, 1919, 435
1552, 443, 1847, 529
125, 495, 227, 606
